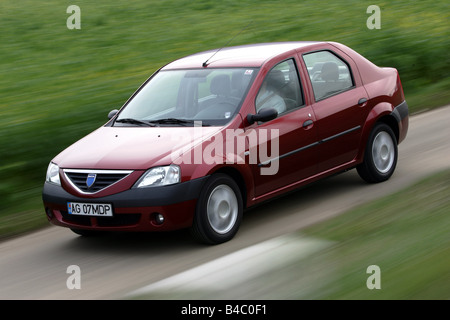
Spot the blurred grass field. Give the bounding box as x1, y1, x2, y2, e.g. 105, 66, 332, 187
0, 0, 449, 237
302, 169, 450, 299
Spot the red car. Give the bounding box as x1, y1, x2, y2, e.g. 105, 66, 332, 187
43, 41, 409, 244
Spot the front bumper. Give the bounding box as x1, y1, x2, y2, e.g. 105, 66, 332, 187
42, 176, 208, 232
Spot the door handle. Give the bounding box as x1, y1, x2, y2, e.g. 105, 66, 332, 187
358, 98, 368, 105
303, 119, 314, 128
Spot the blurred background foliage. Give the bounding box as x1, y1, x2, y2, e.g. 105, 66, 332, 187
0, 0, 449, 237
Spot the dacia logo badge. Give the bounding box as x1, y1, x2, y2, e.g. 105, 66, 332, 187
86, 173, 97, 189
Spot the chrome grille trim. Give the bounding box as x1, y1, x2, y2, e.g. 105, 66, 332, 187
63, 169, 133, 194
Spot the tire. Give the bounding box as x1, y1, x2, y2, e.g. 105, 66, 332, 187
357, 122, 398, 183
190, 174, 243, 245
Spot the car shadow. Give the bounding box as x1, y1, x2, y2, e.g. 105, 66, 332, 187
63, 228, 200, 253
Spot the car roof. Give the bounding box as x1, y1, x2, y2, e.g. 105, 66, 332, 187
162, 41, 324, 70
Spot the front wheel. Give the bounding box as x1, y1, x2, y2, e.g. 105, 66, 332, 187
190, 174, 243, 245
357, 123, 398, 183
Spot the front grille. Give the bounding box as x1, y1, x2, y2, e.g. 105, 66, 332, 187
64, 169, 132, 193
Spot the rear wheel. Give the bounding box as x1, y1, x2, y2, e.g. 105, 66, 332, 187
357, 123, 398, 183
190, 174, 243, 244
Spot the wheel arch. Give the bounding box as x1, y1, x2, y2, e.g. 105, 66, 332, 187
357, 102, 400, 162
377, 114, 399, 143
212, 166, 249, 209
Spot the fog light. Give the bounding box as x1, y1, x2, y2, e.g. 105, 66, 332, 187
150, 212, 165, 225
155, 213, 165, 225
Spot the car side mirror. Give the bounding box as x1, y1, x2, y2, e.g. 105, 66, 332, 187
247, 108, 278, 125
108, 109, 119, 119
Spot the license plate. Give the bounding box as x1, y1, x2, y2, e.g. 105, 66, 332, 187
67, 202, 113, 217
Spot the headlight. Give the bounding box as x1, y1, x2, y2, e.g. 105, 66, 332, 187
135, 165, 180, 188
46, 162, 61, 185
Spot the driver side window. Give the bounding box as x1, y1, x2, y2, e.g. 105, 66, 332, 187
255, 59, 303, 115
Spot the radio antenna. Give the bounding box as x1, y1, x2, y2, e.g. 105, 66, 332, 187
202, 21, 253, 68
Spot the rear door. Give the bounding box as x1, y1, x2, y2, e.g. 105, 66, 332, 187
301, 49, 370, 172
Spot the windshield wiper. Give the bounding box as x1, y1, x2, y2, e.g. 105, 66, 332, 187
148, 118, 207, 126
115, 118, 156, 127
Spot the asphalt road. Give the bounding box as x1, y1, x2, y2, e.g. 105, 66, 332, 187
1, 105, 449, 300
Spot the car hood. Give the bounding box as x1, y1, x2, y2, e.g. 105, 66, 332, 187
53, 126, 223, 170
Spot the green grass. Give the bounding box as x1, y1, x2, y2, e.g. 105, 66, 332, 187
302, 170, 450, 299
0, 0, 449, 238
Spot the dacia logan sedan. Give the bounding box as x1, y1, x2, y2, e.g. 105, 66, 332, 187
43, 41, 409, 244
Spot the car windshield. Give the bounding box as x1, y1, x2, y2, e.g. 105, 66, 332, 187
115, 68, 258, 127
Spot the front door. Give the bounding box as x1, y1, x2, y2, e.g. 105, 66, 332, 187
245, 58, 319, 198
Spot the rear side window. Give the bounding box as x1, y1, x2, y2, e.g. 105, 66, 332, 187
303, 51, 354, 101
